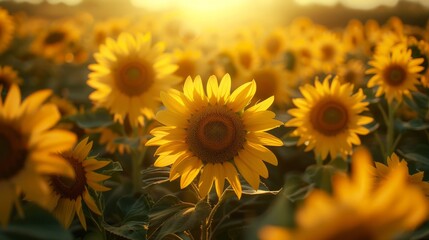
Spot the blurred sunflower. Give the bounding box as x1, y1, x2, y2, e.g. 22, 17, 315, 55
343, 19, 365, 54
259, 148, 429, 240
336, 59, 366, 88
0, 85, 76, 225
231, 40, 260, 73
0, 65, 22, 90
31, 21, 81, 63
87, 32, 180, 127
47, 138, 111, 230
260, 28, 286, 61
93, 17, 130, 46
313, 31, 345, 73
245, 64, 292, 106
406, 38, 429, 88
367, 45, 424, 103
373, 153, 429, 197
173, 48, 204, 81
0, 8, 14, 54
146, 74, 283, 199
285, 76, 373, 160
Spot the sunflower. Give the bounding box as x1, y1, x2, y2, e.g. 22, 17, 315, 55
0, 65, 22, 90
0, 8, 14, 54
47, 138, 110, 230
0, 85, 77, 226
373, 153, 429, 197
260, 28, 287, 61
173, 48, 204, 81
146, 74, 283, 199
259, 148, 429, 240
231, 40, 260, 73
367, 45, 424, 103
244, 64, 293, 107
342, 19, 365, 53
336, 59, 366, 88
87, 32, 180, 127
313, 31, 345, 73
31, 21, 81, 63
285, 75, 373, 160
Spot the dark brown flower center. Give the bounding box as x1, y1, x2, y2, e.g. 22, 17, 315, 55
0, 122, 28, 180
321, 44, 335, 61
310, 100, 348, 136
383, 64, 407, 86
266, 36, 282, 56
44, 31, 66, 45
239, 51, 253, 70
175, 58, 196, 79
343, 71, 357, 85
186, 105, 246, 164
325, 224, 375, 240
50, 155, 86, 200
252, 69, 277, 102
0, 76, 10, 89
115, 60, 154, 96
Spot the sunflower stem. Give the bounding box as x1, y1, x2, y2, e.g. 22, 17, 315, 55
386, 101, 398, 158
315, 155, 323, 166
374, 132, 387, 161
131, 146, 147, 193
204, 191, 226, 240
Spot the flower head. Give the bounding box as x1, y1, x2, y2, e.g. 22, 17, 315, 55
146, 74, 283, 199
285, 75, 373, 160
87, 32, 180, 127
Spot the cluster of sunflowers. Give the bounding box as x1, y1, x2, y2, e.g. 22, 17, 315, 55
1, 4, 429, 240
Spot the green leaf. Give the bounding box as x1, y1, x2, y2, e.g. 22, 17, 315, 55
65, 108, 113, 129
100, 160, 123, 176
0, 203, 73, 240
148, 195, 195, 232
141, 166, 171, 189
102, 194, 151, 240
155, 200, 210, 240
395, 118, 429, 132
114, 137, 142, 149
398, 145, 429, 172
211, 181, 279, 239
304, 159, 347, 193
244, 174, 312, 240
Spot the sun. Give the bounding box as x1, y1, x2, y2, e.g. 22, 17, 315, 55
87, 32, 180, 127
285, 75, 373, 160
146, 74, 283, 199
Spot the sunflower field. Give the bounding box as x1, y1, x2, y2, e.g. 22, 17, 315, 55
1, 0, 429, 239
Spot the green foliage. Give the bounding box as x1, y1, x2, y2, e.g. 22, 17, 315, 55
102, 194, 151, 240
0, 204, 73, 240
65, 108, 114, 129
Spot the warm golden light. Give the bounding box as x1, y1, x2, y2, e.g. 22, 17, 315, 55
293, 0, 429, 9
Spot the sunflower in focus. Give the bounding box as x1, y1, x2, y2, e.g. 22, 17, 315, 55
367, 45, 424, 103
259, 148, 429, 240
46, 138, 110, 230
285, 76, 373, 160
0, 85, 77, 225
87, 32, 180, 127
0, 65, 22, 90
0, 8, 14, 54
373, 153, 429, 197
146, 74, 283, 199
